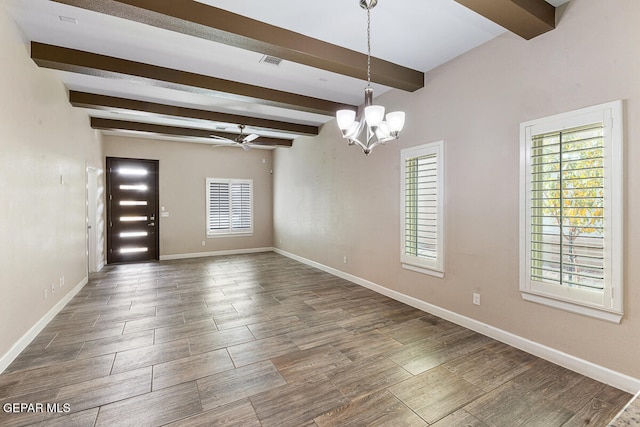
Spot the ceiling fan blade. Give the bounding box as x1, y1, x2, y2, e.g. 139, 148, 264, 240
209, 134, 233, 143
211, 144, 229, 149
243, 133, 259, 143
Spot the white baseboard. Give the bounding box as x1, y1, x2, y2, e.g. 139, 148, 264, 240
160, 247, 274, 261
273, 248, 640, 394
0, 276, 88, 374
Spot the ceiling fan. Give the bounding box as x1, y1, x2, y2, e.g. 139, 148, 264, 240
210, 124, 259, 150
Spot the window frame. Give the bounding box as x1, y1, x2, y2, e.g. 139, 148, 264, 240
519, 101, 623, 323
205, 178, 254, 237
400, 141, 445, 278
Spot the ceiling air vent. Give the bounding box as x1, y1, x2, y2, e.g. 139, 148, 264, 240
260, 55, 283, 66
58, 15, 78, 24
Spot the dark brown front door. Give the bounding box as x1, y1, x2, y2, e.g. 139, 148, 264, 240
106, 157, 159, 264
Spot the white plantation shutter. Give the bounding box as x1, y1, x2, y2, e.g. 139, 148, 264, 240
230, 182, 252, 231
207, 181, 230, 232
405, 154, 438, 259
206, 178, 253, 236
401, 141, 444, 276
520, 101, 623, 322
530, 124, 605, 291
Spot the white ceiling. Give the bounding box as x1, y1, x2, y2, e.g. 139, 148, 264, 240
2, 0, 568, 145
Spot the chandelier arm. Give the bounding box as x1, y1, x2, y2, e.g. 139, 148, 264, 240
347, 137, 368, 153
379, 134, 397, 143
342, 118, 365, 140
365, 125, 376, 146
366, 140, 385, 152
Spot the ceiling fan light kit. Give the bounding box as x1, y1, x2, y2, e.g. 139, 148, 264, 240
336, 0, 406, 155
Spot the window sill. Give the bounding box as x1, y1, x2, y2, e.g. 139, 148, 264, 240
402, 263, 444, 279
521, 291, 623, 324
207, 233, 253, 238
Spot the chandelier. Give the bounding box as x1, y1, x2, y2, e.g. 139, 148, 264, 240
336, 0, 405, 155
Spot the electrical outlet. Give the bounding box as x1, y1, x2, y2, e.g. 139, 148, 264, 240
201, 241, 206, 246
473, 293, 480, 306
59, 276, 64, 288
44, 288, 48, 300
343, 256, 348, 264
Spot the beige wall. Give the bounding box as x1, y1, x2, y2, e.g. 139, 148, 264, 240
104, 136, 274, 257
0, 7, 104, 367
274, 0, 640, 379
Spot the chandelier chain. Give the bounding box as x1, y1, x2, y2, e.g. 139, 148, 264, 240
367, 7, 371, 87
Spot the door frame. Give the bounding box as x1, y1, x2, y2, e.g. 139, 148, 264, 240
87, 165, 104, 273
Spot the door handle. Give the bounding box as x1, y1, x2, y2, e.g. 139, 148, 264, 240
148, 222, 155, 227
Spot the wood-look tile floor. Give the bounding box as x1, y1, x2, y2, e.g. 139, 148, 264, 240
0, 252, 630, 426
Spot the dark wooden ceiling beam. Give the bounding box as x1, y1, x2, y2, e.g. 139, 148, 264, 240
31, 42, 356, 116
70, 91, 318, 136
454, 0, 556, 40
90, 118, 294, 147
51, 0, 424, 92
